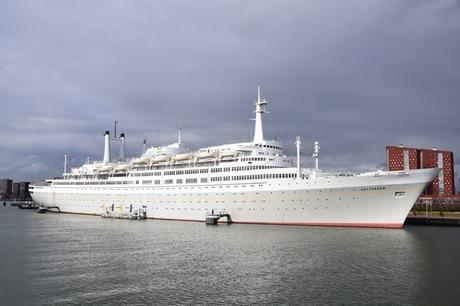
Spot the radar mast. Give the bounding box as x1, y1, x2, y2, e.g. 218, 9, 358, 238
253, 86, 267, 143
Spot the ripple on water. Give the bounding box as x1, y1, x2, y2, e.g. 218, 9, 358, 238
0, 207, 459, 305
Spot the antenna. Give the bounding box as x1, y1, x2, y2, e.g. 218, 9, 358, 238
178, 126, 182, 144
143, 138, 147, 154
64, 154, 68, 174
114, 120, 117, 139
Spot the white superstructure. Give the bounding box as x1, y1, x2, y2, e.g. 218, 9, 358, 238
30, 88, 439, 228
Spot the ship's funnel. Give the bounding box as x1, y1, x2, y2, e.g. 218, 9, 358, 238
103, 130, 111, 164
119, 133, 126, 162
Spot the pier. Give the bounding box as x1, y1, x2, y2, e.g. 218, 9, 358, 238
18, 201, 39, 209
101, 205, 147, 220
206, 210, 232, 225
5, 200, 34, 207
36, 206, 61, 213
405, 216, 460, 227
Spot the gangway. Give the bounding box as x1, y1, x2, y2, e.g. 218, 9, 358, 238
36, 206, 61, 213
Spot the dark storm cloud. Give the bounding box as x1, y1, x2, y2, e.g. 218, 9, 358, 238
0, 0, 459, 184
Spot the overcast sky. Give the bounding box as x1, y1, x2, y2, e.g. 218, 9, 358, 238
1, 0, 459, 185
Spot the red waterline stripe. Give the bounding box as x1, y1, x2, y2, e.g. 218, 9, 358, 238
149, 217, 403, 229
55, 213, 403, 229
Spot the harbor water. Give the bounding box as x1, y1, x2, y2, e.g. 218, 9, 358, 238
1, 206, 459, 305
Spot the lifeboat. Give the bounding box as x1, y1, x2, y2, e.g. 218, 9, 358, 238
172, 153, 194, 162
97, 165, 113, 173
196, 151, 218, 160
131, 157, 150, 165
114, 164, 130, 172
220, 151, 239, 158
151, 155, 171, 163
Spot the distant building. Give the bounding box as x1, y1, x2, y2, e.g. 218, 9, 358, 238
387, 146, 420, 170
11, 182, 20, 199
0, 179, 13, 200
18, 182, 31, 200
387, 145, 455, 197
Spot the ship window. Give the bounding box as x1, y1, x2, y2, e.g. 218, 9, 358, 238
165, 179, 173, 184
176, 179, 183, 184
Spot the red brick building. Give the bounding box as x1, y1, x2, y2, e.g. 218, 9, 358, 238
386, 145, 455, 197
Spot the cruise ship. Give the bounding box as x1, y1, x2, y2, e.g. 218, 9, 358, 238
30, 88, 439, 228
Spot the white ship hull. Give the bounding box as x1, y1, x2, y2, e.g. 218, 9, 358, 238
30, 168, 438, 228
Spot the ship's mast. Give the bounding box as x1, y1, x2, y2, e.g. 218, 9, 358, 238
295, 136, 301, 178
313, 141, 320, 172
253, 86, 267, 143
